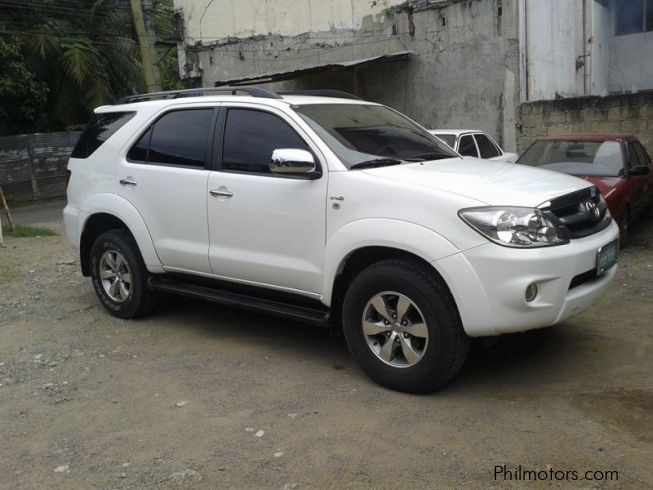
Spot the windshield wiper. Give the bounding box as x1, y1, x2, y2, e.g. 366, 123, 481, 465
349, 158, 403, 170
402, 152, 452, 162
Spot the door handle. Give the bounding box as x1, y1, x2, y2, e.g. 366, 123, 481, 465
119, 178, 137, 186
210, 189, 233, 198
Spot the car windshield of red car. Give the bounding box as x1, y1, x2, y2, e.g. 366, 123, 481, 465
517, 140, 623, 177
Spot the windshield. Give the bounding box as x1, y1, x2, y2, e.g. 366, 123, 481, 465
294, 104, 458, 169
517, 140, 624, 177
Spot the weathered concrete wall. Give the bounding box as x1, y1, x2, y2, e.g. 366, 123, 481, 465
522, 0, 584, 101
174, 0, 405, 42
517, 92, 653, 153
176, 0, 521, 151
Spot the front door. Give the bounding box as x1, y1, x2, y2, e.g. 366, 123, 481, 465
207, 105, 327, 296
117, 107, 216, 273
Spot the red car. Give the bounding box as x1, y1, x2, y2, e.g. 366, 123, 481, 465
517, 134, 653, 245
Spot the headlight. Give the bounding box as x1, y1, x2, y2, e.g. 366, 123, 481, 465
459, 207, 568, 248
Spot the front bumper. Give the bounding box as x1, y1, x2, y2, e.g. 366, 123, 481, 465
434, 220, 619, 337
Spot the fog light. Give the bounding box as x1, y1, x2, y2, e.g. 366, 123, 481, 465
525, 283, 538, 302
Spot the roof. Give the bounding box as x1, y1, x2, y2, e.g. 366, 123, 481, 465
99, 93, 376, 113
539, 134, 634, 142
215, 51, 412, 86
429, 129, 486, 136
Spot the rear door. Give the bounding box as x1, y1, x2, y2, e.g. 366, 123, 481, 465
629, 140, 653, 215
206, 104, 327, 295
117, 106, 217, 273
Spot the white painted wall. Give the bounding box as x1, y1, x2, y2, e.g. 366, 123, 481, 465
609, 31, 653, 93
590, 0, 611, 95
173, 0, 406, 43
523, 0, 584, 101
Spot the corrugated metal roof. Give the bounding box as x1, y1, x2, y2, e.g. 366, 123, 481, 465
215, 51, 412, 86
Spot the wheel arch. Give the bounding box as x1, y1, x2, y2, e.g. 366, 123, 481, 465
323, 219, 461, 334
79, 195, 162, 276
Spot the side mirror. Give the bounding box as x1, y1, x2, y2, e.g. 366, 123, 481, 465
270, 149, 316, 175
629, 165, 651, 177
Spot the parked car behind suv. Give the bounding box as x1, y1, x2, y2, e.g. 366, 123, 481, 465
517, 134, 653, 245
65, 88, 619, 393
429, 129, 518, 162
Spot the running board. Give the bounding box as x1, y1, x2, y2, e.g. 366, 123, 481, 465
147, 276, 330, 327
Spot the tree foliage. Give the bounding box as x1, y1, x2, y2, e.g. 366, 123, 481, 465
0, 0, 183, 134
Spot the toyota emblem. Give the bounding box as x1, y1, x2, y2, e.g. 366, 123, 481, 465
585, 200, 600, 219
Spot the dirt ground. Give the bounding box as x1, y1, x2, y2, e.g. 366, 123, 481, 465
1, 209, 652, 489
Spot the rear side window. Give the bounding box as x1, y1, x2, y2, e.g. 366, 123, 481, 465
475, 133, 501, 158
458, 135, 478, 157
128, 109, 214, 168
222, 109, 309, 174
71, 112, 135, 159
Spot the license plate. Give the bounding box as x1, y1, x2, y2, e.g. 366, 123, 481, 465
596, 239, 618, 275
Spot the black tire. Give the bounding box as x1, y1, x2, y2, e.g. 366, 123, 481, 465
90, 229, 156, 319
342, 259, 469, 394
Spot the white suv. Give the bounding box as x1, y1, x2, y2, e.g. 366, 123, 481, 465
64, 87, 619, 393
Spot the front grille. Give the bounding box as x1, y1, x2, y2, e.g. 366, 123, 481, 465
540, 187, 611, 239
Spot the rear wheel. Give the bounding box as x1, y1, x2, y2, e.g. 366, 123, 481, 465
90, 229, 156, 319
342, 259, 469, 394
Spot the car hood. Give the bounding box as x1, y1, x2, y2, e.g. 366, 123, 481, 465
362, 158, 592, 207
580, 176, 622, 200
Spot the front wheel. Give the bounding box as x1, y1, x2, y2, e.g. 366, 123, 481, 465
90, 229, 156, 319
342, 259, 469, 394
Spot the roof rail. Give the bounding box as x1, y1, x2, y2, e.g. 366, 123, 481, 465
277, 90, 362, 100
117, 86, 282, 104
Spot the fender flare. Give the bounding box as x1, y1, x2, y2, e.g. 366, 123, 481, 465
80, 193, 163, 271
321, 218, 460, 305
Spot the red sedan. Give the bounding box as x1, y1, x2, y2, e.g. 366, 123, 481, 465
517, 134, 653, 245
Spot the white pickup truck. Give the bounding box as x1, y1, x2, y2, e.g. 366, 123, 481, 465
64, 88, 618, 393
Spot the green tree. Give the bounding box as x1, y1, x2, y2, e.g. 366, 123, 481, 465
0, 28, 48, 134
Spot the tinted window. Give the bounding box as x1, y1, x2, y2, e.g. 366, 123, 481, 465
294, 104, 457, 168
628, 142, 645, 168
458, 135, 478, 157
127, 128, 151, 162
147, 109, 213, 167
517, 140, 624, 177
475, 134, 501, 158
71, 112, 135, 158
222, 109, 309, 174
633, 141, 651, 164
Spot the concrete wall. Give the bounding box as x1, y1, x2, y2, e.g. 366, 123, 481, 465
518, 92, 653, 153
522, 0, 585, 101
175, 0, 521, 151
174, 0, 405, 41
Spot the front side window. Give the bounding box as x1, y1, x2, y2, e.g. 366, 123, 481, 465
294, 104, 457, 169
71, 112, 135, 159
222, 109, 310, 174
149, 110, 213, 167
474, 133, 501, 158
458, 135, 479, 157
517, 140, 624, 177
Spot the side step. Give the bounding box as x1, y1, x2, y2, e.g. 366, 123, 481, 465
147, 276, 330, 327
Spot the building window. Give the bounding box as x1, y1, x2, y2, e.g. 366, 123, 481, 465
615, 0, 653, 35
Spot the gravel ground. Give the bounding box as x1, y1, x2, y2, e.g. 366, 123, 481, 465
0, 214, 652, 489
